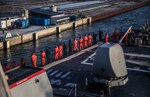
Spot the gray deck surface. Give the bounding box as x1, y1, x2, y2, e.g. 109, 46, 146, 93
46, 45, 150, 97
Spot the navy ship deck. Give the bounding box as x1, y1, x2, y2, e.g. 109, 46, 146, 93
45, 43, 150, 97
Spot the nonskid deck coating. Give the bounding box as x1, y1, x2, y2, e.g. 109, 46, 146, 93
47, 45, 150, 97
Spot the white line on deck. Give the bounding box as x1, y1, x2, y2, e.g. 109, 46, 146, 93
81, 52, 96, 65
126, 59, 150, 66
50, 79, 61, 85
55, 72, 63, 78
61, 72, 71, 79
47, 69, 53, 74
49, 70, 59, 76
64, 83, 76, 88
82, 62, 93, 65
140, 45, 150, 48
125, 53, 150, 58
127, 68, 150, 73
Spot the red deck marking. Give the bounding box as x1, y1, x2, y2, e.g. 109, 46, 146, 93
9, 69, 46, 89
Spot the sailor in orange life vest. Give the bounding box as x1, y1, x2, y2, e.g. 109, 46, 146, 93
54, 45, 59, 61
83, 35, 88, 48
119, 32, 124, 40
113, 31, 117, 42
59, 44, 63, 59
41, 50, 46, 66
73, 38, 78, 52
105, 33, 109, 43
31, 52, 37, 67
88, 33, 93, 46
79, 37, 83, 50
12, 61, 19, 68
4, 63, 11, 71
21, 58, 26, 66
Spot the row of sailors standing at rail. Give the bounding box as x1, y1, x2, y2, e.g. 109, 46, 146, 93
73, 34, 93, 52
3, 31, 105, 71
98, 28, 137, 45
4, 59, 25, 71
4, 28, 147, 71
3, 30, 112, 71
54, 34, 94, 60
112, 30, 135, 45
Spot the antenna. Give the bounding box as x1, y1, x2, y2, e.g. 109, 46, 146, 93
119, 26, 132, 44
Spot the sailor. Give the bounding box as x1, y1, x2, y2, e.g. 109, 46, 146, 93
142, 32, 148, 45
46, 47, 50, 63
99, 28, 103, 41
4, 63, 11, 71
124, 34, 128, 45
54, 45, 59, 61
119, 32, 124, 40
21, 58, 26, 66
88, 34, 93, 46
31, 52, 37, 67
73, 38, 78, 52
113, 30, 117, 42
63, 42, 67, 56
138, 32, 143, 45
12, 61, 19, 68
59, 44, 63, 58
138, 32, 142, 39
84, 35, 88, 48
128, 33, 131, 45
130, 32, 135, 45
41, 50, 46, 66
128, 32, 134, 46
68, 40, 72, 53
79, 37, 84, 50
105, 33, 109, 43
92, 32, 97, 44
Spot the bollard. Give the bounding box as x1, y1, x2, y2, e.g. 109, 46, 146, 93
33, 33, 38, 42
21, 35, 24, 43
99, 29, 103, 41
68, 40, 72, 54
73, 22, 77, 30
56, 27, 61, 36
87, 18, 92, 25
3, 40, 10, 50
